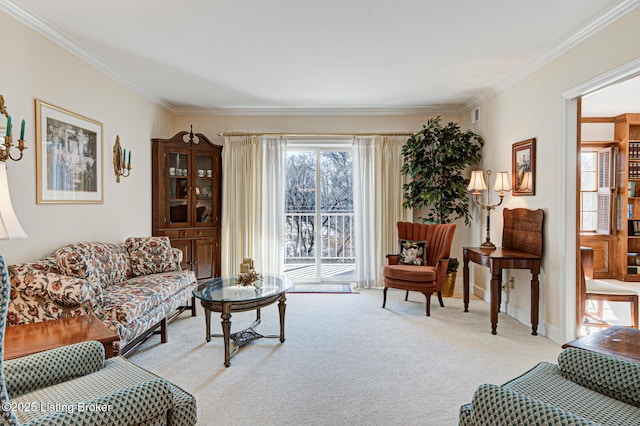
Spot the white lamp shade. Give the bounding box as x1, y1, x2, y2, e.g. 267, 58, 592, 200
520, 171, 532, 191
0, 163, 27, 239
493, 171, 512, 192
467, 170, 487, 192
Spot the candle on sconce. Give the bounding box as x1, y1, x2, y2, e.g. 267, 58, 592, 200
128, 150, 131, 164
122, 148, 126, 167
20, 119, 25, 140
6, 115, 11, 137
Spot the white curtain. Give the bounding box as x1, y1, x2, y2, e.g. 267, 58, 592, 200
353, 137, 376, 288
222, 132, 409, 283
261, 137, 287, 274
221, 135, 263, 275
374, 135, 413, 277
353, 135, 412, 288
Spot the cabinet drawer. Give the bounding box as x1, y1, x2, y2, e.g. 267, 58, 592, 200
159, 228, 215, 239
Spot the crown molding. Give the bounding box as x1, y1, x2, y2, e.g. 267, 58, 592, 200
170, 104, 464, 116
0, 0, 173, 112
463, 0, 640, 112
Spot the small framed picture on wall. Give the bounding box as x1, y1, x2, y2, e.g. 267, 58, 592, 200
512, 138, 536, 196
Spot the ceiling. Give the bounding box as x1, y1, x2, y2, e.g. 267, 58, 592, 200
3, 0, 637, 115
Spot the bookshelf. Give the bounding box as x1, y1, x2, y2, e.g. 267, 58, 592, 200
616, 114, 640, 280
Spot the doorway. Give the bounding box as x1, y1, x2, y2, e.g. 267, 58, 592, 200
569, 65, 640, 337
283, 145, 356, 283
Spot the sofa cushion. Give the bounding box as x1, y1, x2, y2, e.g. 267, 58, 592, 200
382, 264, 436, 282
502, 361, 640, 425
558, 347, 640, 408
471, 384, 598, 426
125, 237, 180, 277
55, 242, 132, 288
101, 271, 195, 326
10, 357, 174, 425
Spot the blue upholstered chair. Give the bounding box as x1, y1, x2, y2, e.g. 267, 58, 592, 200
0, 253, 198, 425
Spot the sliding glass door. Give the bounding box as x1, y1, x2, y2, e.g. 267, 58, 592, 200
284, 145, 355, 282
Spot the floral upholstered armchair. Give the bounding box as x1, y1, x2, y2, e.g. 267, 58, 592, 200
0, 253, 198, 425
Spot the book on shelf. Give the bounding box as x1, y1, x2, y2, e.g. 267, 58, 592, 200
630, 203, 634, 219
630, 181, 637, 197
632, 142, 640, 160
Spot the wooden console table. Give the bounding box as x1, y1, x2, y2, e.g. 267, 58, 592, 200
4, 314, 119, 360
463, 208, 544, 336
463, 247, 541, 335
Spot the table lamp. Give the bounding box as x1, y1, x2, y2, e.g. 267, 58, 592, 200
0, 163, 26, 240
467, 170, 511, 249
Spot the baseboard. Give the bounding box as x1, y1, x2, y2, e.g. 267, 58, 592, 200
472, 283, 549, 337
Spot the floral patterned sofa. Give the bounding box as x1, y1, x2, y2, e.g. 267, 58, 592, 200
7, 237, 197, 355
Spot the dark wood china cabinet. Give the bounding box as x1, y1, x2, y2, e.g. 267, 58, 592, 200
152, 131, 222, 280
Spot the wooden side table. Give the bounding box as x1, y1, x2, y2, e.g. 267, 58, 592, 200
463, 247, 541, 335
562, 326, 640, 364
4, 314, 119, 360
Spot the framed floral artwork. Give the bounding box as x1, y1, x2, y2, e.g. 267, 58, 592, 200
512, 138, 536, 196
35, 100, 103, 204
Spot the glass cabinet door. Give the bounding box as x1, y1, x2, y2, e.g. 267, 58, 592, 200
168, 151, 190, 224
194, 154, 214, 224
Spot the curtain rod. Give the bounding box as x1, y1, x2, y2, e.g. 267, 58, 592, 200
217, 131, 413, 138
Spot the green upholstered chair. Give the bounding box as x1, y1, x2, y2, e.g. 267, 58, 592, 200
0, 253, 197, 425
459, 348, 640, 425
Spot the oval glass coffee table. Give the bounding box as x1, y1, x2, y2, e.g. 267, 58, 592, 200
193, 274, 292, 367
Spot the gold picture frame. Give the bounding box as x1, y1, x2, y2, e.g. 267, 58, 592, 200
512, 138, 536, 196
36, 100, 103, 204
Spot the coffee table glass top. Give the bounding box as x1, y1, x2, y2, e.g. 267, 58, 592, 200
193, 274, 292, 303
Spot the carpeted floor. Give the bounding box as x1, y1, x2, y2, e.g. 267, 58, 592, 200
129, 288, 562, 425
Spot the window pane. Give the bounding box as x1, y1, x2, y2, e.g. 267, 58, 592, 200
320, 152, 353, 212
582, 192, 597, 211
581, 171, 597, 191
582, 212, 597, 231
286, 152, 316, 213
581, 152, 597, 172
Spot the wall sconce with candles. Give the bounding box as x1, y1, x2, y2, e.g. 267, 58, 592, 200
0, 95, 26, 163
467, 170, 511, 249
112, 135, 131, 183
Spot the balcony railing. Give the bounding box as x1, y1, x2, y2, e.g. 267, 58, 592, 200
284, 211, 355, 279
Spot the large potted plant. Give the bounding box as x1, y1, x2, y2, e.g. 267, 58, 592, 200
401, 116, 484, 296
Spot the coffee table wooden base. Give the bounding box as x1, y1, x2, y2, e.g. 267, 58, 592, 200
4, 314, 119, 360
200, 293, 287, 367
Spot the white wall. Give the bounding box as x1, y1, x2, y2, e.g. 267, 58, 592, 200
466, 7, 640, 342
0, 12, 173, 263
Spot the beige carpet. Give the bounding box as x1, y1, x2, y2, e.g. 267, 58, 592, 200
129, 289, 562, 425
